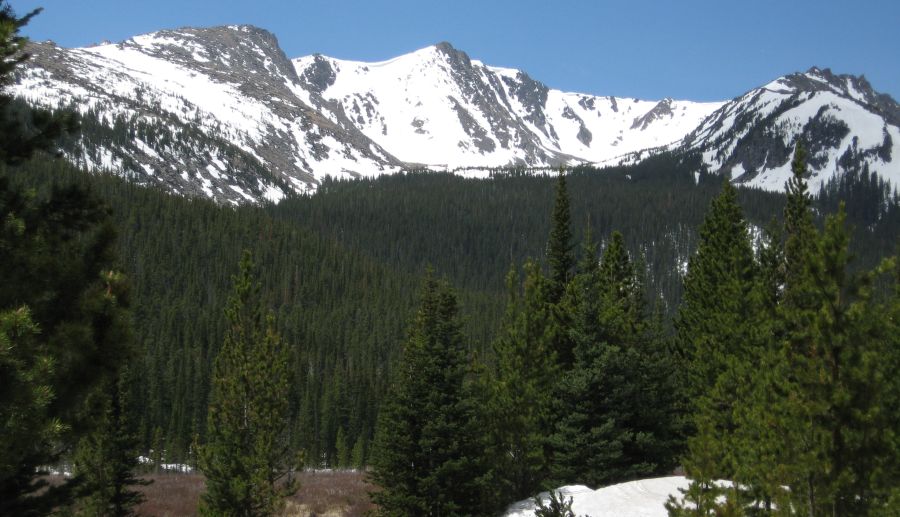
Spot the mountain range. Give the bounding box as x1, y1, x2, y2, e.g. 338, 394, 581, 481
11, 25, 900, 204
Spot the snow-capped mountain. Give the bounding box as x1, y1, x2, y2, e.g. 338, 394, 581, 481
13, 26, 403, 204
10, 25, 900, 203
681, 67, 900, 193
292, 42, 723, 170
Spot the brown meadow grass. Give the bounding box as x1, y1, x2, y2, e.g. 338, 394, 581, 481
49, 469, 375, 517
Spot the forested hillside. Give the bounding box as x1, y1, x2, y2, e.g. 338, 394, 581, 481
6, 151, 898, 472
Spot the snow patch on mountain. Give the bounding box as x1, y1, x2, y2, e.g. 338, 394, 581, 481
12, 25, 899, 202
292, 43, 723, 170
12, 26, 403, 203
682, 68, 900, 193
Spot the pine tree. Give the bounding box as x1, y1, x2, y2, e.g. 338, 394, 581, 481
0, 307, 61, 513
551, 230, 679, 487
350, 435, 365, 469
545, 170, 576, 368
774, 204, 899, 515
0, 179, 132, 513
670, 145, 900, 515
0, 6, 128, 514
783, 143, 817, 294
71, 369, 149, 517
335, 426, 350, 468
668, 182, 761, 515
534, 490, 579, 517
199, 250, 296, 516
547, 170, 574, 303
482, 262, 558, 502
675, 181, 758, 406
370, 272, 491, 516
0, 3, 111, 512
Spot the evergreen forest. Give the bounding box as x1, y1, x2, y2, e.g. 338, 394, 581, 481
2, 2, 899, 515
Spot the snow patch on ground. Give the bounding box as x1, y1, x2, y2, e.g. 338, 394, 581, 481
505, 476, 690, 517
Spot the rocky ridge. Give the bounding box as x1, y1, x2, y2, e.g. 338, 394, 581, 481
11, 26, 900, 202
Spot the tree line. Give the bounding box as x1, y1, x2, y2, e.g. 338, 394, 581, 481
370, 150, 899, 516
2, 1, 899, 514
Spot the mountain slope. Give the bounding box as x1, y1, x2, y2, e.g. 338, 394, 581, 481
293, 42, 723, 170
12, 25, 403, 204
681, 67, 900, 192
11, 25, 900, 200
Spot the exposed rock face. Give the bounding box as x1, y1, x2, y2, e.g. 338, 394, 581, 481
13, 25, 403, 203
679, 67, 900, 192
292, 41, 720, 170
12, 25, 899, 201
631, 99, 674, 131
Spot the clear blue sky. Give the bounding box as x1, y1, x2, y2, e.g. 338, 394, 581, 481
11, 0, 900, 102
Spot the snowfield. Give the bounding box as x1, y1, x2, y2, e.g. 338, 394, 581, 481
505, 476, 690, 517
12, 26, 900, 202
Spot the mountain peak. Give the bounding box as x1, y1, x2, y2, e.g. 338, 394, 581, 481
433, 41, 473, 68
434, 41, 456, 52
11, 24, 899, 202
683, 66, 900, 192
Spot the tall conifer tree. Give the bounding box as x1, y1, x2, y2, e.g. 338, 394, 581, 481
547, 170, 574, 304
545, 170, 576, 369
370, 272, 491, 516
199, 250, 296, 516
668, 182, 760, 515
482, 262, 557, 502
552, 230, 679, 487
71, 369, 149, 517
0, 3, 112, 512
775, 188, 899, 514
671, 144, 900, 515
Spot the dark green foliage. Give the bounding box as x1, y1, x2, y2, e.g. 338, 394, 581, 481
771, 203, 899, 515
269, 154, 760, 325
675, 181, 758, 405
199, 250, 296, 516
550, 230, 680, 487
670, 144, 900, 515
370, 272, 491, 517
783, 144, 818, 299
544, 171, 578, 371
5, 135, 898, 514
547, 171, 575, 304
0, 4, 121, 511
669, 179, 779, 515
71, 370, 149, 517
534, 490, 579, 517
481, 262, 557, 502
7, 157, 427, 469
0, 4, 77, 165
0, 306, 61, 514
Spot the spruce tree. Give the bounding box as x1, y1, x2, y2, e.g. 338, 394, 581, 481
668, 182, 761, 515
482, 262, 557, 502
370, 272, 491, 516
552, 230, 679, 487
71, 370, 149, 517
199, 250, 296, 516
547, 170, 574, 303
545, 170, 577, 369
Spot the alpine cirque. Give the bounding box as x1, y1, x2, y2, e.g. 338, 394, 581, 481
12, 25, 899, 203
